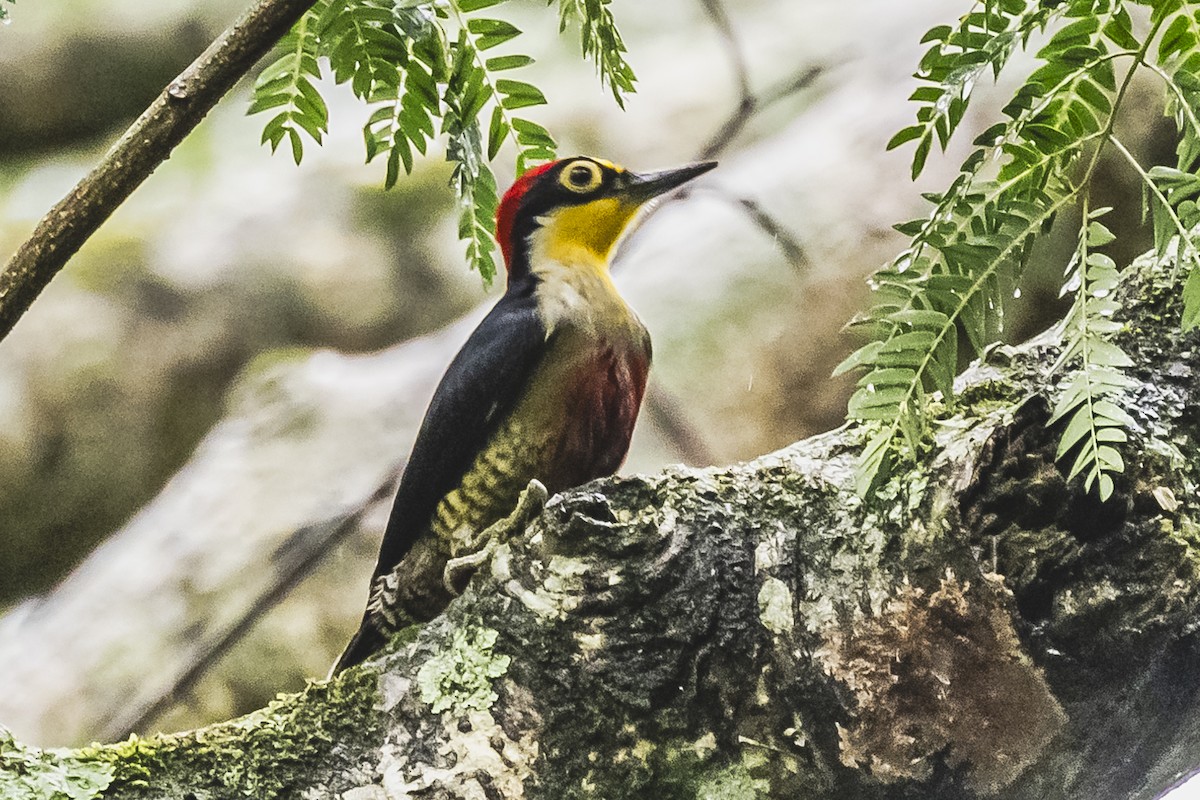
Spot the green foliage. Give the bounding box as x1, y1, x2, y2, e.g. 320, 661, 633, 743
1048, 206, 1134, 500
0, 727, 114, 800
842, 0, 1200, 498
250, 0, 634, 283
249, 11, 326, 166
556, 0, 637, 106
0, 0, 13, 24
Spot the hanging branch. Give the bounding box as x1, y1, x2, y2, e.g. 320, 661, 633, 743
0, 0, 320, 342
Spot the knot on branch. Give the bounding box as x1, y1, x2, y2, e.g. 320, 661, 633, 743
817, 572, 1065, 795
492, 473, 752, 702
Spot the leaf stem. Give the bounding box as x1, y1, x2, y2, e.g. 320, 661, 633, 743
1142, 61, 1200, 145
1074, 193, 1102, 494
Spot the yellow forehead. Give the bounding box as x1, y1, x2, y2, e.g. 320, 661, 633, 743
590, 157, 624, 173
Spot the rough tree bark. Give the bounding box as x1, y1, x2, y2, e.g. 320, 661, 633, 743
3, 243, 1198, 798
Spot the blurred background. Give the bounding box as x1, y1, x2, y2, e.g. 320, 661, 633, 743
0, 0, 1172, 750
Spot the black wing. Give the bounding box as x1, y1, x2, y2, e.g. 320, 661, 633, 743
372, 281, 548, 584
333, 283, 548, 673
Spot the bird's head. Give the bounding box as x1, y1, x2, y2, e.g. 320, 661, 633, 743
495, 156, 717, 281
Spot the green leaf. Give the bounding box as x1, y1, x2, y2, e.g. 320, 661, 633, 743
468, 17, 522, 50
887, 125, 925, 150
1086, 220, 1116, 246
832, 340, 884, 377
858, 367, 918, 391
247, 92, 294, 115
487, 105, 508, 160
1096, 444, 1124, 473
287, 127, 304, 165
1102, 12, 1139, 50
1183, 264, 1200, 331
1056, 407, 1092, 457
920, 25, 953, 44
912, 135, 932, 180
855, 430, 894, 497
1159, 14, 1193, 61
496, 78, 548, 109
879, 329, 937, 355
486, 54, 535, 70
890, 309, 950, 330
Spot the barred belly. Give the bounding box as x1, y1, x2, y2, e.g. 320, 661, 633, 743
431, 418, 544, 552
430, 338, 647, 551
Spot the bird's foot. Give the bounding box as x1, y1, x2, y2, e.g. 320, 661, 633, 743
443, 479, 549, 595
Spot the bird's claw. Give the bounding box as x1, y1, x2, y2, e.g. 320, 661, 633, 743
443, 479, 549, 595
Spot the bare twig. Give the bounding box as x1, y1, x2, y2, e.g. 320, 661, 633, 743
696, 0, 821, 160
696, 65, 822, 160
697, 0, 752, 101
693, 188, 811, 271
0, 0, 319, 343
643, 382, 718, 467
687, 0, 818, 269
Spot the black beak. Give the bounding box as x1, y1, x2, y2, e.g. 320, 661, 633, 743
621, 160, 717, 204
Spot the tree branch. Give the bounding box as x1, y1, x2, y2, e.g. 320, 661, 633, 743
6, 245, 1199, 799
0, 0, 317, 342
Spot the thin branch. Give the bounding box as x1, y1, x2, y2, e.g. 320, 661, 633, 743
643, 381, 718, 467
688, 187, 810, 270
696, 64, 822, 161
0, 0, 320, 343
699, 0, 822, 163
697, 0, 752, 101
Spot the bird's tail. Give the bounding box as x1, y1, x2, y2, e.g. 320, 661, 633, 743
328, 616, 386, 678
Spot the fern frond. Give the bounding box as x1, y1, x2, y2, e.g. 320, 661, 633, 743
443, 28, 502, 283
362, 10, 447, 189
250, 0, 633, 281
1048, 207, 1134, 501
556, 0, 637, 107
248, 7, 328, 165
890, 0, 1060, 179
841, 0, 1167, 496
449, 0, 556, 175
319, 0, 406, 100
839, 175, 1078, 493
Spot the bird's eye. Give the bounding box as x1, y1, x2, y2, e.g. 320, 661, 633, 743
560, 160, 603, 194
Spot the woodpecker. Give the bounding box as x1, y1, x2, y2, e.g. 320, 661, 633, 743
332, 156, 717, 673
